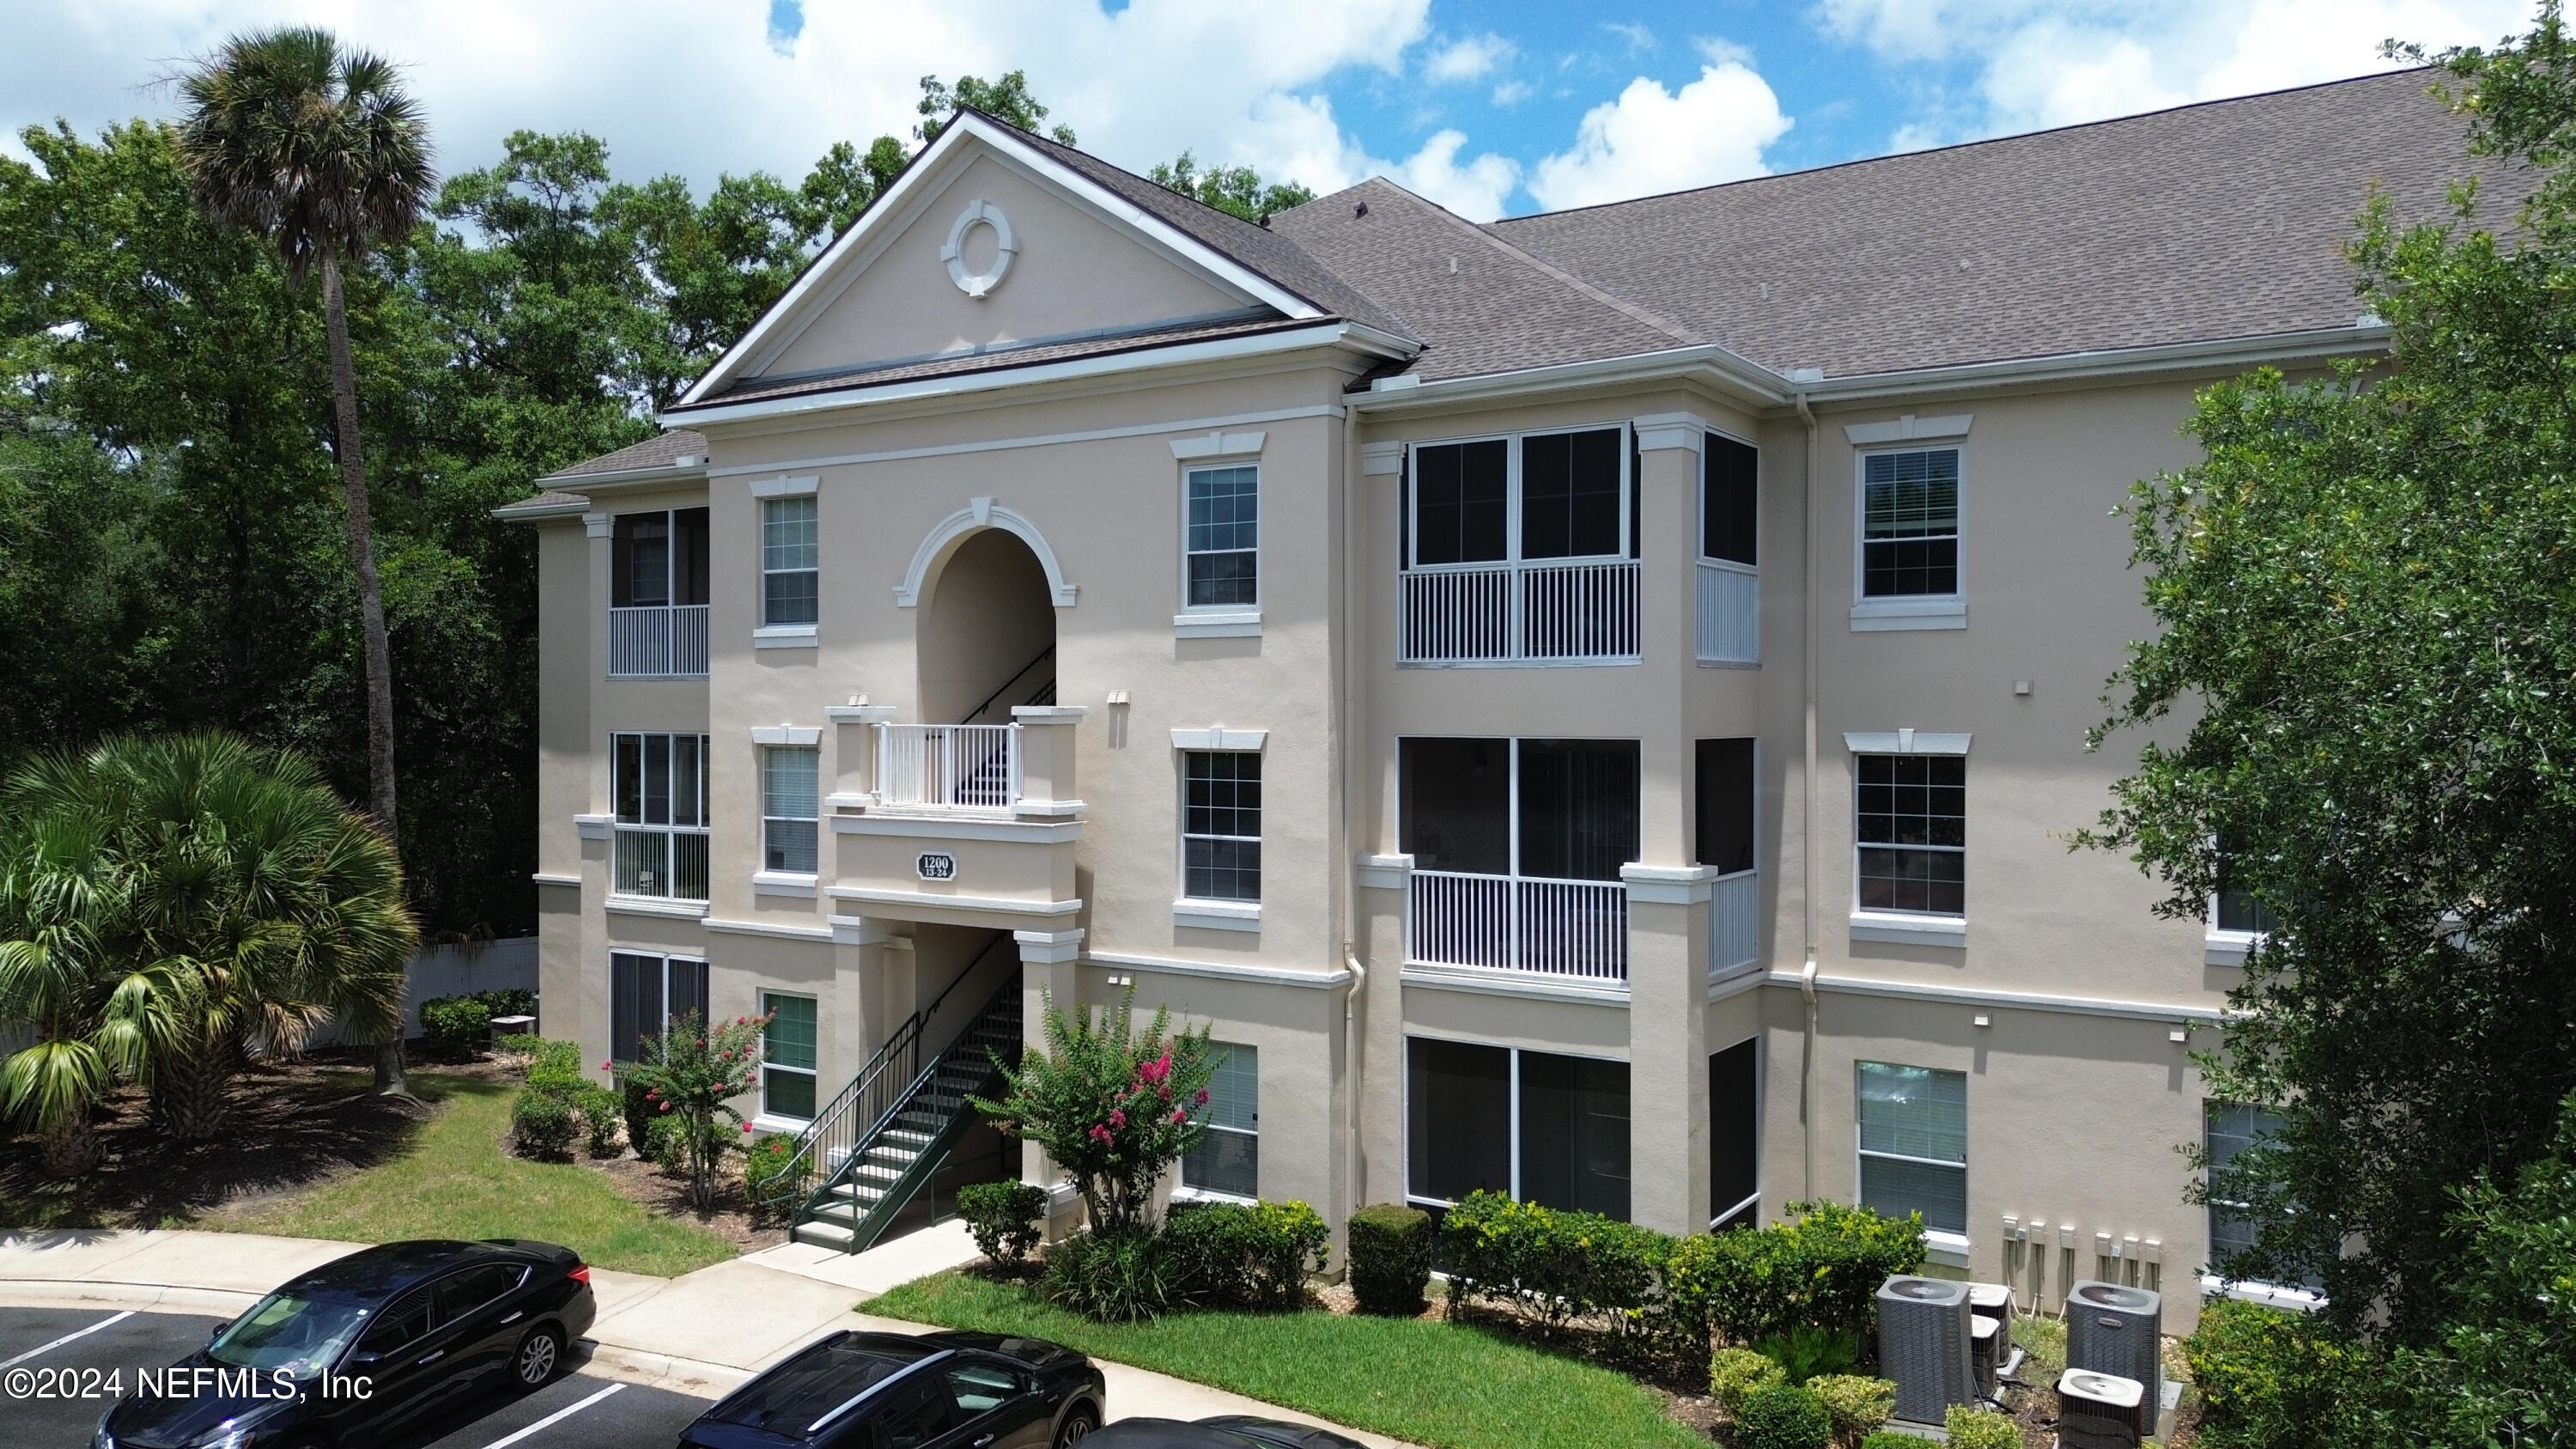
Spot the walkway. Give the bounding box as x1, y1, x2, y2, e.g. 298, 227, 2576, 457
0, 1223, 1410, 1447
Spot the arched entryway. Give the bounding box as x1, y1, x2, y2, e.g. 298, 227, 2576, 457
917, 526, 1058, 725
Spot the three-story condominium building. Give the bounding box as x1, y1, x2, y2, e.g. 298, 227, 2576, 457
501, 70, 2509, 1329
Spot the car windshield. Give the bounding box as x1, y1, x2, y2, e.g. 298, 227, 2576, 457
206, 1293, 370, 1377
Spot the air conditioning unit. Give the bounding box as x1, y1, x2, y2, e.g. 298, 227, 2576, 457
1967, 1281, 2014, 1365
2057, 1368, 2148, 1449
2065, 1280, 2163, 1412
1876, 1275, 1975, 1424
1968, 1313, 2001, 1399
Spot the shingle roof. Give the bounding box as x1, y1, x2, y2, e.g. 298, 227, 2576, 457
1481, 70, 2524, 379
540, 429, 708, 480
491, 489, 590, 519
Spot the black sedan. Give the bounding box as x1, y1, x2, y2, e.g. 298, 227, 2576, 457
677, 1329, 1104, 1449
1078, 1419, 1368, 1449
97, 1237, 596, 1449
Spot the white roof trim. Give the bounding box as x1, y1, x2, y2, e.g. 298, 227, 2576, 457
676, 113, 1325, 411
1844, 729, 1972, 755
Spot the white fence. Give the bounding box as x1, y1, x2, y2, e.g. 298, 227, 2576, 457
607, 604, 710, 678
1696, 559, 1759, 665
1710, 870, 1760, 976
1400, 559, 1641, 665
1406, 870, 1629, 981
879, 723, 1020, 809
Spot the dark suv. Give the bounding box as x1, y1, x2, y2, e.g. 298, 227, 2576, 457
677, 1329, 1105, 1449
96, 1237, 596, 1449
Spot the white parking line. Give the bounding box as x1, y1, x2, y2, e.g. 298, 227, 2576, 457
0, 1311, 137, 1369
475, 1380, 625, 1449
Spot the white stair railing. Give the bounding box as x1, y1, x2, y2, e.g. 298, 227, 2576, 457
1696, 559, 1759, 665
1400, 559, 1641, 664
1406, 870, 1629, 981
878, 724, 1020, 809
607, 605, 710, 678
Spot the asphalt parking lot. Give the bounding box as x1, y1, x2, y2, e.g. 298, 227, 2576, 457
1, 1306, 713, 1449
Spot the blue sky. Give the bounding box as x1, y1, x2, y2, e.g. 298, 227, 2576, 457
1, 1, 2536, 221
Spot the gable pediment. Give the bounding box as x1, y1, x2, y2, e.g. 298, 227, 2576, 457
698, 119, 1312, 404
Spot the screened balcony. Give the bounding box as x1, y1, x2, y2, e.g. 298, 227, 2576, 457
607, 507, 710, 679
1399, 428, 1641, 666
611, 731, 710, 903
1699, 737, 1761, 975
1399, 736, 1637, 982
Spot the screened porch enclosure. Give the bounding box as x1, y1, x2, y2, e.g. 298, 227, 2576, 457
1400, 737, 1638, 980
608, 508, 711, 678
1400, 429, 1642, 665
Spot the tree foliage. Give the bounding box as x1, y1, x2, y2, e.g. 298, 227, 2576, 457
1149, 151, 1317, 222
2086, 3, 2576, 1348
971, 984, 1214, 1235
614, 1009, 768, 1210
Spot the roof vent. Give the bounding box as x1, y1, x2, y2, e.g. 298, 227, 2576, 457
1354, 200, 1370, 218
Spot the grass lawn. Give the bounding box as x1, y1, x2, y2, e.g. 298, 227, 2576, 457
867, 1270, 1704, 1449
213, 1070, 737, 1278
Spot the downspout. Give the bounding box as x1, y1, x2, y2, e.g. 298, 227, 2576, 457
1344, 947, 1368, 1222
1795, 388, 1821, 1201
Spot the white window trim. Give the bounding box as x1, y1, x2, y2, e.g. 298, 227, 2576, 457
2205, 884, 2269, 965
1856, 1060, 1971, 1241
753, 870, 818, 898
758, 492, 820, 633
1174, 898, 1261, 933
1403, 423, 1636, 574
1177, 460, 1262, 636
2201, 1274, 2326, 1312
1170, 1182, 1258, 1206
1179, 1041, 1260, 1199
610, 950, 709, 1060
759, 744, 821, 880
1849, 741, 1968, 934
1850, 443, 1966, 630
1169, 727, 1267, 751
759, 989, 819, 1123
1844, 413, 1973, 446
748, 474, 819, 498
1401, 1037, 1631, 1210
1177, 746, 1262, 920
1850, 910, 1967, 947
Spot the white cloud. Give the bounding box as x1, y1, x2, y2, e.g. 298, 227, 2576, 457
1528, 56, 1792, 210
1385, 129, 1522, 219
1603, 21, 1658, 52
1814, 0, 2528, 143
0, 0, 1431, 203
1491, 79, 1535, 107
1425, 33, 1515, 84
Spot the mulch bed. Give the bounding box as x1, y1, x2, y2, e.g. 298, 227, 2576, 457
556, 1145, 788, 1253
0, 1045, 457, 1229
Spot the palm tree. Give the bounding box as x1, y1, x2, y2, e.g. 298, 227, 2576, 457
170, 29, 433, 1095
88, 735, 415, 1140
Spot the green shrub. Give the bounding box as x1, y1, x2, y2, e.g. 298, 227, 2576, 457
1806, 1375, 1896, 1440
643, 1114, 688, 1169
2183, 1296, 2382, 1449
517, 1036, 583, 1087
510, 1088, 577, 1159
742, 1133, 800, 1220
1941, 1406, 2018, 1449
419, 995, 492, 1056
476, 987, 538, 1020
1756, 1324, 1862, 1385
571, 1084, 623, 1156
495, 1032, 545, 1059
1698, 1201, 1928, 1348
1710, 1346, 1787, 1416
1737, 1382, 1833, 1449
957, 1180, 1048, 1263
1043, 1227, 1179, 1322
1442, 1190, 1674, 1333
621, 1074, 656, 1160
1346, 1202, 1433, 1314
1859, 1433, 1923, 1449
1160, 1199, 1329, 1310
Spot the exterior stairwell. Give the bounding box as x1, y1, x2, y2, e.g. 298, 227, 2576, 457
761, 945, 1024, 1253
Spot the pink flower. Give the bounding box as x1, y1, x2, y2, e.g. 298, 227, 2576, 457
1171, 1110, 1187, 1124
659, 1102, 671, 1111
1194, 1087, 1210, 1105
1109, 1109, 1127, 1129
599, 1061, 612, 1072
741, 1123, 754, 1133
1138, 1052, 1173, 1086
1089, 1124, 1112, 1143
1158, 1085, 1171, 1101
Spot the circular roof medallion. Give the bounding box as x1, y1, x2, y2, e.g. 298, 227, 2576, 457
942, 199, 1017, 299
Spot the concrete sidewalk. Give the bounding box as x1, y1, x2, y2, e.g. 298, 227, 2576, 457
0, 1227, 1411, 1446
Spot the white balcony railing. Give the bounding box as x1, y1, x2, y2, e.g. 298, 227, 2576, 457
608, 605, 710, 678
1710, 869, 1760, 975
878, 724, 1020, 810
1696, 560, 1759, 665
613, 825, 709, 901
1406, 870, 1629, 981
1400, 558, 1641, 665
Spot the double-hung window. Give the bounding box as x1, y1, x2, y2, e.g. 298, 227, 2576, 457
1182, 466, 1258, 610
608, 508, 710, 676
1182, 752, 1261, 903
762, 993, 817, 1121
1856, 753, 1965, 917
1402, 427, 1639, 663
1406, 1038, 1631, 1221
1181, 1041, 1258, 1198
612, 733, 710, 901
760, 496, 819, 628
1400, 736, 1638, 979
1858, 448, 1960, 600
609, 951, 708, 1062
761, 746, 819, 875
2205, 1103, 2323, 1294
1857, 1061, 1967, 1236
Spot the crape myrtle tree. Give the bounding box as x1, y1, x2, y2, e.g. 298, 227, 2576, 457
972, 985, 1216, 1236
2084, 5, 2576, 1344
